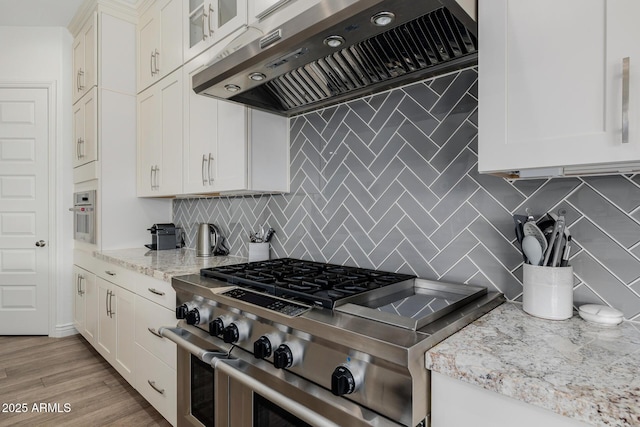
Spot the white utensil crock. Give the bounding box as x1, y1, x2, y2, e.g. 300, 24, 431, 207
522, 264, 574, 320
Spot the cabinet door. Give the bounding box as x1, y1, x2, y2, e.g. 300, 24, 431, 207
216, 100, 248, 191
183, 61, 218, 193
137, 86, 161, 197
114, 286, 135, 385
73, 88, 98, 168
479, 0, 640, 175
72, 15, 97, 103
83, 271, 97, 343
96, 277, 116, 361
184, 0, 247, 62
159, 0, 183, 78
138, 5, 160, 92
157, 70, 184, 196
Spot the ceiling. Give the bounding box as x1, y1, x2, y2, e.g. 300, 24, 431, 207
0, 0, 135, 27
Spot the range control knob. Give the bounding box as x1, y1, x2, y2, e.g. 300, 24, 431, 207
209, 317, 226, 337
331, 365, 361, 396
254, 336, 273, 359
222, 321, 250, 344
273, 344, 293, 369
176, 304, 190, 319
185, 309, 201, 325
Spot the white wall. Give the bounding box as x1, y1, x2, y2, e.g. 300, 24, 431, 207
0, 26, 74, 336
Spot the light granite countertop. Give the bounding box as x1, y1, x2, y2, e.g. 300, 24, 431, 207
94, 247, 246, 282
425, 302, 640, 427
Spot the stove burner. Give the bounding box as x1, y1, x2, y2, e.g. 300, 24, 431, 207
201, 258, 415, 309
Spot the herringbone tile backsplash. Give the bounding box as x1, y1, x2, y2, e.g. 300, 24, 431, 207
174, 67, 640, 321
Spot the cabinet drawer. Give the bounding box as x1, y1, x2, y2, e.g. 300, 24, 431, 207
134, 276, 176, 310
95, 260, 137, 292
135, 295, 177, 369
135, 344, 177, 426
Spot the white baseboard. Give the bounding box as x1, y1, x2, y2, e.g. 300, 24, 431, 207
51, 323, 79, 338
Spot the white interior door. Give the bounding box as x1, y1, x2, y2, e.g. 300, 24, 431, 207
0, 87, 49, 335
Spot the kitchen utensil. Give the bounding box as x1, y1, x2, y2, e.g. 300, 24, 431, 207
522, 221, 548, 254
560, 235, 572, 267
264, 228, 275, 243
550, 209, 567, 267
522, 235, 543, 266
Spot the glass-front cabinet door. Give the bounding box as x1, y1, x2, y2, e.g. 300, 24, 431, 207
184, 0, 247, 62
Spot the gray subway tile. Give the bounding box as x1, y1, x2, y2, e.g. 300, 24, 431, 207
370, 205, 406, 241
430, 202, 478, 249
431, 120, 478, 172
568, 185, 640, 248
468, 167, 525, 212
398, 95, 439, 137
571, 218, 640, 283
348, 99, 376, 123
343, 131, 375, 167
370, 90, 405, 131
468, 189, 514, 240
397, 121, 439, 160
573, 283, 607, 309
369, 227, 406, 265
439, 257, 479, 284
512, 179, 547, 197
321, 104, 349, 140
368, 157, 406, 198
396, 169, 439, 210
468, 245, 523, 299
430, 149, 478, 199
404, 82, 439, 110
584, 175, 640, 213
430, 230, 478, 275
304, 112, 327, 135
368, 181, 406, 221
319, 106, 337, 123
368, 110, 406, 153
469, 216, 523, 270
431, 94, 477, 145
342, 193, 375, 231
431, 172, 479, 224
397, 192, 439, 236
396, 216, 439, 261
431, 69, 477, 119
428, 73, 456, 96
572, 251, 640, 318
344, 110, 376, 146
514, 178, 581, 216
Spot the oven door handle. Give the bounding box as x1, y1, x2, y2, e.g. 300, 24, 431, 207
215, 359, 340, 427
158, 326, 228, 365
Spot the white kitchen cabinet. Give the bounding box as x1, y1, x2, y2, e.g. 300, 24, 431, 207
183, 0, 247, 63
73, 265, 97, 341
137, 68, 184, 197
72, 14, 97, 104
478, 0, 640, 177
72, 88, 97, 168
96, 276, 135, 386
138, 0, 183, 93
135, 344, 177, 425
431, 372, 589, 427
182, 44, 289, 196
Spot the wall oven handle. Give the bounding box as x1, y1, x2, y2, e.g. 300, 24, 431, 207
215, 360, 340, 427
159, 327, 228, 365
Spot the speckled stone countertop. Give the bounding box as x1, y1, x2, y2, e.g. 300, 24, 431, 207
94, 247, 246, 282
425, 302, 640, 427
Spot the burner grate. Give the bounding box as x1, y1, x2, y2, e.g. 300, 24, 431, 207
201, 258, 415, 309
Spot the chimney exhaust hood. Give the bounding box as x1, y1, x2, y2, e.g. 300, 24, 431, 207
192, 0, 477, 117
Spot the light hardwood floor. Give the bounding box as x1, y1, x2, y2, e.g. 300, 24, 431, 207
0, 334, 171, 426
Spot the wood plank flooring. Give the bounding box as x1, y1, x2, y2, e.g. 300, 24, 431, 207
0, 334, 171, 426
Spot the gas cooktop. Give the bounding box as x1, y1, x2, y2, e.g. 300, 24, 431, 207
200, 258, 416, 309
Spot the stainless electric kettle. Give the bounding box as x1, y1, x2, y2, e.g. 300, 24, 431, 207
196, 223, 228, 257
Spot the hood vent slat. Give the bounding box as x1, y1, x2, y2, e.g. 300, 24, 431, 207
262, 6, 476, 112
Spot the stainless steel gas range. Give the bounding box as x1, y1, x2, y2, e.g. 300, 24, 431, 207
160, 258, 504, 427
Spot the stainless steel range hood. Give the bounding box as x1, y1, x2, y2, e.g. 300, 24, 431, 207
193, 0, 477, 117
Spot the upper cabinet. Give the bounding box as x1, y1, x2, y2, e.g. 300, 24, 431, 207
72, 14, 97, 104
183, 0, 247, 62
138, 0, 183, 93
478, 0, 640, 177
73, 87, 97, 168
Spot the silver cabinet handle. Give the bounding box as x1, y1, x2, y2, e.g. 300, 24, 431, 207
150, 51, 156, 76
202, 154, 208, 185
78, 69, 85, 90
208, 153, 214, 185
77, 275, 81, 295
147, 327, 163, 338
154, 49, 160, 74
147, 380, 165, 395
158, 327, 228, 364
106, 290, 111, 316
78, 275, 85, 296
76, 70, 80, 92
105, 270, 116, 276
622, 57, 630, 144
208, 3, 214, 36
153, 165, 160, 190
109, 291, 114, 318
202, 9, 208, 40
76, 138, 81, 159
216, 361, 340, 427
79, 137, 85, 158
148, 287, 165, 296
150, 165, 154, 190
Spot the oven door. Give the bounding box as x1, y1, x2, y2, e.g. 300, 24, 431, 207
213, 358, 401, 427
159, 325, 231, 427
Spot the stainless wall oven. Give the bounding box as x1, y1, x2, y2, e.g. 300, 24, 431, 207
70, 190, 96, 244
